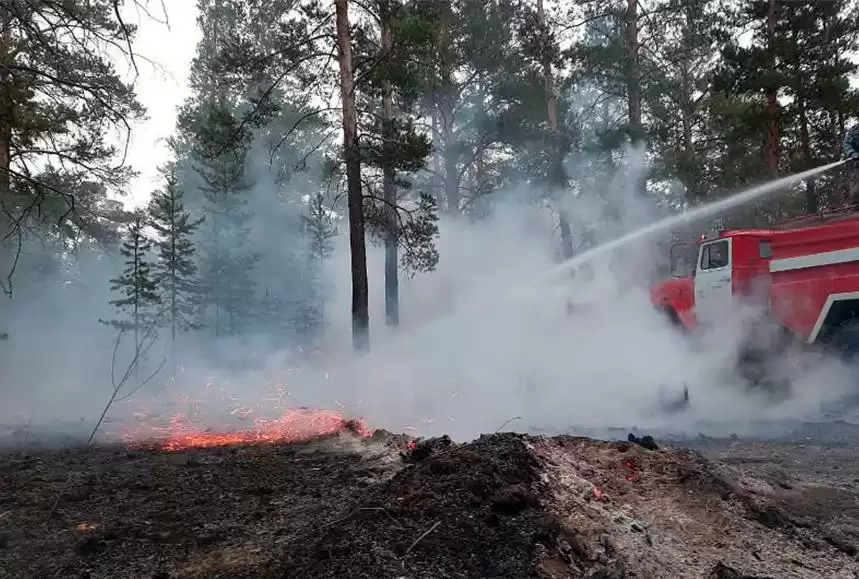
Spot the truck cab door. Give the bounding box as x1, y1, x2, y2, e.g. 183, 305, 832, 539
694, 238, 733, 323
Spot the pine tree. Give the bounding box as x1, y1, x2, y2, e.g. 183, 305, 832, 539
644, 0, 730, 204
148, 164, 203, 343
101, 214, 161, 353
354, 0, 439, 326
299, 192, 337, 335
714, 0, 859, 215
192, 101, 259, 337
305, 192, 337, 264
174, 0, 326, 341
0, 1, 146, 290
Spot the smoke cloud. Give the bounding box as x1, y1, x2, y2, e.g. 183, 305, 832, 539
0, 146, 854, 447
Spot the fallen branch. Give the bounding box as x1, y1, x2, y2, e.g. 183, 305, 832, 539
403, 520, 441, 558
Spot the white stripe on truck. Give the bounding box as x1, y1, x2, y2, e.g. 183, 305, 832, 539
769, 246, 859, 273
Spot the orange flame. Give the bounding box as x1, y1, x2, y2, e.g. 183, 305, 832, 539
124, 408, 371, 452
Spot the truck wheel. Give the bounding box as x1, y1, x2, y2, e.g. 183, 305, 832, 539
662, 307, 684, 331
737, 347, 791, 401
830, 318, 859, 360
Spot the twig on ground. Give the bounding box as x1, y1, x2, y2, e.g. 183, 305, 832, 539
495, 416, 522, 433
403, 520, 441, 558
321, 505, 402, 531
360, 506, 403, 529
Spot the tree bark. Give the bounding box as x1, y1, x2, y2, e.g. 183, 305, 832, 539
0, 14, 14, 292
798, 97, 817, 213
171, 207, 177, 343
764, 0, 779, 177
536, 0, 573, 259
837, 109, 851, 205
335, 0, 370, 351
431, 105, 442, 199
624, 0, 647, 197
0, 13, 12, 201
625, 0, 642, 144
437, 5, 459, 215
381, 11, 398, 327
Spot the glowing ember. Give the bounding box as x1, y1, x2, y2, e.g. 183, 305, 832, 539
125, 408, 372, 452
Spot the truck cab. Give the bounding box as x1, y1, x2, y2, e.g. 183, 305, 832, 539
651, 210, 859, 357
650, 221, 773, 332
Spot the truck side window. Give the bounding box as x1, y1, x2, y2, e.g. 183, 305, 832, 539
700, 240, 729, 270
759, 241, 772, 259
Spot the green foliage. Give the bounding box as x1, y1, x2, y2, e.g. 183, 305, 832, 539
643, 0, 730, 202
398, 192, 439, 276
14, 0, 859, 351
712, 0, 859, 213
101, 214, 161, 340
304, 192, 337, 263
0, 0, 144, 243
193, 141, 259, 337
351, 0, 440, 276
147, 165, 203, 340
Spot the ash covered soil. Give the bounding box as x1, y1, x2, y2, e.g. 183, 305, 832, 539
2, 429, 859, 578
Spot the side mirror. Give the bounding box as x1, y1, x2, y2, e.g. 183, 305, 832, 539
669, 243, 697, 278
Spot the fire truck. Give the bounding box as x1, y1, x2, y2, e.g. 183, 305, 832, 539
650, 207, 859, 385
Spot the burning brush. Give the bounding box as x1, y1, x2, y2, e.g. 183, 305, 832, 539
401, 435, 453, 463
124, 408, 372, 452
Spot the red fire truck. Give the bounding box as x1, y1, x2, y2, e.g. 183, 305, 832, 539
650, 207, 859, 369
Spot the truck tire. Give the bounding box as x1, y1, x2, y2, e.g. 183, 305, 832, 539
662, 307, 685, 332
736, 340, 792, 401
830, 318, 859, 360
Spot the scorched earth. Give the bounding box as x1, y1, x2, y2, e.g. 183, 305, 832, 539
2, 421, 859, 578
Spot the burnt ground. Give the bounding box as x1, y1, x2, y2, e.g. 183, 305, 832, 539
1, 429, 859, 579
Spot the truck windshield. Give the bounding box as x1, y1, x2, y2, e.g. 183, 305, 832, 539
669, 243, 697, 277
700, 240, 729, 269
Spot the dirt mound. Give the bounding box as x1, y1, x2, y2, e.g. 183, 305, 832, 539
2, 432, 859, 578
263, 433, 553, 579
533, 436, 859, 578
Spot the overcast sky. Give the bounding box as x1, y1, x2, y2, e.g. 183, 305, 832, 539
120, 2, 200, 208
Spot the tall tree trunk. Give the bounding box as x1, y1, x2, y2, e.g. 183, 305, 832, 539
442, 135, 459, 213
472, 114, 486, 221
625, 0, 642, 144
536, 0, 573, 259
0, 14, 12, 201
170, 202, 177, 343
680, 62, 698, 201
797, 97, 816, 213
624, 0, 647, 197
0, 13, 15, 290
437, 6, 459, 215
837, 109, 852, 205
431, 105, 442, 199
133, 257, 140, 355
764, 0, 779, 177
381, 11, 398, 327
335, 0, 370, 351
679, 3, 699, 202
470, 72, 487, 221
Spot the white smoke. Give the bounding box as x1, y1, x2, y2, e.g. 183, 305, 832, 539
0, 142, 853, 447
